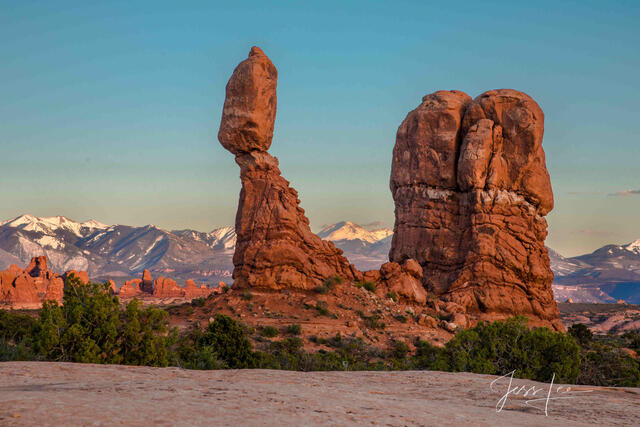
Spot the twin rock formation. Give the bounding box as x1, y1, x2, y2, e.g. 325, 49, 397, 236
219, 47, 560, 329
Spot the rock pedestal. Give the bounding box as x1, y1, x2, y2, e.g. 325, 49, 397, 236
218, 47, 358, 289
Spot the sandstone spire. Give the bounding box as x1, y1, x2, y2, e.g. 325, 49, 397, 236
218, 47, 358, 289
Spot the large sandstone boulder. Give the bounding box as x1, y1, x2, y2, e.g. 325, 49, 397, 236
218, 47, 359, 289
390, 89, 561, 330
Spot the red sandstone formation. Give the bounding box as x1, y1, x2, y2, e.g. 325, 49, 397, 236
118, 279, 143, 298
140, 269, 154, 293
117, 270, 223, 299
62, 270, 90, 284
0, 256, 64, 308
218, 47, 359, 290
389, 89, 561, 330
0, 257, 223, 307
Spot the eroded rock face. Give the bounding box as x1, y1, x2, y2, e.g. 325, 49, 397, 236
390, 89, 561, 330
0, 257, 64, 309
219, 47, 358, 289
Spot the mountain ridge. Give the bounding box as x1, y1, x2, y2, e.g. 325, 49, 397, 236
1, 214, 638, 302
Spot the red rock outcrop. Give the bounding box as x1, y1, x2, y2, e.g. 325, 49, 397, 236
118, 279, 142, 297
0, 257, 64, 308
140, 269, 154, 294
390, 89, 561, 330
62, 270, 90, 284
218, 47, 359, 290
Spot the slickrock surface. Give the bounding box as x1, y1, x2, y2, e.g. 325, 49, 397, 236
390, 89, 561, 330
0, 362, 637, 426
218, 47, 358, 289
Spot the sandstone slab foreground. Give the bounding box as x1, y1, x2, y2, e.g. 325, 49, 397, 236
0, 362, 637, 426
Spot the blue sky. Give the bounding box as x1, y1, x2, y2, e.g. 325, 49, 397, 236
0, 1, 638, 256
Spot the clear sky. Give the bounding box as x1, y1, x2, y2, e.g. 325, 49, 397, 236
1, 1, 638, 256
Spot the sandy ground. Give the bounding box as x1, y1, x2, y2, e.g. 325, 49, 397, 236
0, 362, 638, 426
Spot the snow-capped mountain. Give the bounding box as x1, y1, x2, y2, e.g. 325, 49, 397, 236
0, 214, 234, 285
550, 239, 640, 304
318, 221, 392, 244
1, 214, 637, 303
318, 221, 393, 270
173, 226, 237, 251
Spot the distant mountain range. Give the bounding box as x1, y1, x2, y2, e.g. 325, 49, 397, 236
1, 214, 638, 303
549, 241, 640, 304
0, 215, 235, 285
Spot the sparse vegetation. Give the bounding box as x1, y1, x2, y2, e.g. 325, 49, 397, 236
314, 276, 343, 294
315, 301, 330, 316
260, 326, 280, 338
1, 290, 638, 387
286, 324, 302, 335
387, 291, 398, 302
355, 280, 376, 293
241, 290, 254, 301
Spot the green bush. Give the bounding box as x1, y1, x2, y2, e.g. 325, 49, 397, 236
568, 323, 593, 346
356, 281, 377, 293
260, 326, 280, 338
314, 276, 343, 294
30, 277, 174, 366
387, 291, 398, 302
315, 301, 330, 316
286, 324, 302, 335
577, 342, 640, 387
436, 317, 581, 383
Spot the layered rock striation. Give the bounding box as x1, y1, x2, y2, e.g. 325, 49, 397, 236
390, 89, 561, 329
218, 47, 359, 289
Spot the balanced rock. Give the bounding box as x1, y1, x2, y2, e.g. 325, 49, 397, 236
390, 89, 561, 330
219, 47, 358, 289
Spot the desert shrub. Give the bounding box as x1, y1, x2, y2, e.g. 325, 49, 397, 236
31, 277, 173, 366
314, 276, 343, 294
191, 297, 206, 307
355, 281, 376, 293
324, 276, 343, 288
436, 317, 581, 383
241, 290, 253, 301
196, 314, 255, 368
390, 340, 410, 359
577, 342, 640, 387
120, 299, 175, 367
315, 301, 330, 316
0, 311, 37, 362
411, 340, 444, 370
260, 326, 280, 338
568, 323, 593, 346
286, 324, 302, 335
393, 314, 407, 323
174, 325, 227, 370
360, 312, 385, 330
387, 291, 398, 302
621, 330, 640, 352
0, 310, 36, 342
